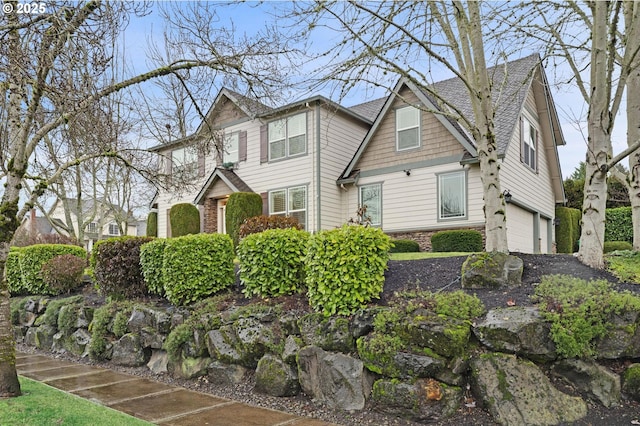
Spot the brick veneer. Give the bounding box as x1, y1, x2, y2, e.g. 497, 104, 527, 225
203, 198, 218, 233
387, 226, 486, 252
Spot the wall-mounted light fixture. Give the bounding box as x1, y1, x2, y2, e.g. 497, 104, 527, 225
553, 217, 560, 226
503, 189, 512, 203
403, 169, 411, 176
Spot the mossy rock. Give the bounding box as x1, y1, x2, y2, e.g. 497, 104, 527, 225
622, 363, 640, 402
461, 252, 523, 289
255, 354, 300, 397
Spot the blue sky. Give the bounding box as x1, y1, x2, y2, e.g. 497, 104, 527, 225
120, 1, 629, 179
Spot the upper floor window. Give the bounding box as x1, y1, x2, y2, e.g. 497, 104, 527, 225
396, 106, 420, 151
521, 116, 537, 171
172, 146, 198, 178
359, 183, 382, 226
86, 222, 97, 234
224, 133, 239, 164
108, 222, 120, 236
438, 171, 467, 220
269, 185, 307, 229
269, 113, 306, 161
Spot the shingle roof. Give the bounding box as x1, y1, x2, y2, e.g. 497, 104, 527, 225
193, 167, 253, 205
348, 97, 387, 122
223, 88, 274, 117
431, 54, 540, 156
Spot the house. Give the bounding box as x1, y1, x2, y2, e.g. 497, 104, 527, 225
150, 88, 376, 237
151, 54, 565, 254
47, 198, 140, 251
337, 54, 565, 253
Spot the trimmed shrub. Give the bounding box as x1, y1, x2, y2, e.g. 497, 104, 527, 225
431, 230, 482, 252
226, 192, 263, 247
604, 241, 633, 253
41, 254, 87, 294
139, 238, 167, 296
8, 244, 86, 295
169, 203, 200, 237
389, 239, 420, 253
305, 225, 392, 316
163, 233, 235, 305
92, 236, 154, 299
555, 206, 581, 253
570, 208, 582, 252
605, 206, 632, 243
238, 215, 302, 239
237, 228, 310, 297
6, 248, 25, 295
146, 211, 158, 237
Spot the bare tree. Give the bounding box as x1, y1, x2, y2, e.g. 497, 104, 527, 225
291, 0, 527, 252
516, 1, 640, 267
0, 0, 298, 397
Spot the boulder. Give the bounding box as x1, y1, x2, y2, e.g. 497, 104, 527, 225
255, 354, 300, 397
147, 350, 169, 374
282, 335, 302, 367
140, 327, 165, 350
207, 361, 248, 386
371, 378, 462, 422
552, 359, 620, 407
297, 345, 373, 411
622, 363, 640, 402
358, 333, 445, 379
127, 306, 172, 335
404, 312, 473, 357
298, 313, 355, 353
233, 317, 279, 368
34, 325, 57, 350
470, 353, 587, 425
594, 310, 640, 359
65, 328, 92, 357
473, 307, 556, 361
24, 327, 37, 347
206, 328, 242, 365
172, 356, 211, 379
111, 333, 150, 367
461, 252, 523, 289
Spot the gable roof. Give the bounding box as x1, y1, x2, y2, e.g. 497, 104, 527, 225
194, 168, 253, 205
339, 54, 563, 182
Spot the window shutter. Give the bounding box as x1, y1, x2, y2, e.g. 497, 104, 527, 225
165, 153, 173, 184
239, 131, 247, 162
534, 127, 539, 173
261, 192, 268, 215
519, 117, 525, 164
198, 154, 205, 178
260, 125, 268, 163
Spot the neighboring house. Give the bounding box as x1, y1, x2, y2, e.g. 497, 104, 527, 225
151, 54, 565, 254
338, 54, 565, 253
150, 88, 375, 237
47, 198, 139, 251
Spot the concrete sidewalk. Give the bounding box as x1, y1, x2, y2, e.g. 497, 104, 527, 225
16, 352, 337, 426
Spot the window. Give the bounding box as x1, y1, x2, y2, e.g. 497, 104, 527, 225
359, 184, 382, 226
108, 222, 120, 236
172, 146, 198, 178
86, 222, 97, 234
438, 171, 467, 220
521, 117, 537, 171
269, 185, 307, 229
396, 106, 420, 151
269, 113, 307, 160
224, 133, 239, 164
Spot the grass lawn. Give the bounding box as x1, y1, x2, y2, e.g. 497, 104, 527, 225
390, 252, 473, 261
606, 251, 640, 284
0, 377, 151, 426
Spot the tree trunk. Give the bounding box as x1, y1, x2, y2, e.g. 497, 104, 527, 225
0, 241, 20, 397
577, 1, 611, 269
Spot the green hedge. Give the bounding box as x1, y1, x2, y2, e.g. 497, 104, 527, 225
305, 225, 392, 316
603, 241, 633, 253
389, 239, 420, 253
146, 211, 158, 237
139, 238, 167, 296
555, 207, 581, 253
605, 207, 632, 243
226, 192, 263, 247
170, 203, 200, 237
237, 228, 309, 298
7, 244, 86, 295
431, 230, 482, 252
238, 215, 302, 239
162, 233, 235, 305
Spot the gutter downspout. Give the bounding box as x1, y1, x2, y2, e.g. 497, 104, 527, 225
316, 100, 321, 232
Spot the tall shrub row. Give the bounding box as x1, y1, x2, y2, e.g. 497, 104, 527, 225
237, 228, 309, 297
139, 238, 167, 296
169, 203, 200, 237
605, 207, 632, 243
305, 225, 392, 316
225, 192, 263, 247
555, 207, 581, 253
91, 236, 154, 299
7, 244, 86, 295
